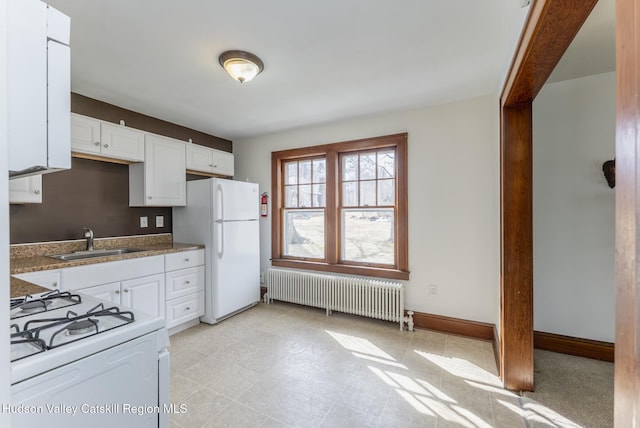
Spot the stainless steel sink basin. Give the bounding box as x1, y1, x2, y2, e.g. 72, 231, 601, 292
47, 248, 146, 261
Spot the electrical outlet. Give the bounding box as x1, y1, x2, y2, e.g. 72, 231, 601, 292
140, 216, 148, 228
156, 215, 164, 228
428, 284, 438, 296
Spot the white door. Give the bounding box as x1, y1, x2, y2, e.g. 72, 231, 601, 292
145, 134, 186, 206
186, 144, 214, 173
101, 122, 145, 162
79, 282, 121, 305
46, 39, 70, 170
212, 220, 260, 319
121, 274, 165, 318
215, 179, 259, 221
70, 113, 101, 155
211, 149, 234, 176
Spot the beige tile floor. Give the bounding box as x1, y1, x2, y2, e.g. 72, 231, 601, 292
167, 302, 534, 428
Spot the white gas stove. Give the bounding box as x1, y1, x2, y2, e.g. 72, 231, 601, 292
9, 290, 170, 428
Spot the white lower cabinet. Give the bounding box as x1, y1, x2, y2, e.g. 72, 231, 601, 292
79, 275, 165, 318
165, 291, 204, 329
16, 250, 204, 329
13, 269, 61, 290
79, 281, 120, 304
62, 256, 165, 318
121, 274, 165, 318
164, 249, 205, 329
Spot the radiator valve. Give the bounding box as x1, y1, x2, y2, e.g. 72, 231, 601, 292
404, 311, 415, 332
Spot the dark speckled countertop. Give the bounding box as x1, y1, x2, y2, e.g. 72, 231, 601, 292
10, 276, 48, 298
10, 233, 204, 298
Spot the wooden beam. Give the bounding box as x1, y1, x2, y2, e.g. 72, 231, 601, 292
615, 0, 640, 425
501, 0, 598, 107
499, 0, 598, 392
500, 103, 534, 391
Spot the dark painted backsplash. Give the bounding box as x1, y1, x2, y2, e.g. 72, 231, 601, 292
10, 158, 172, 244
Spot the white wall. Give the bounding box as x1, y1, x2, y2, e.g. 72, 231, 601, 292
533, 72, 615, 342
0, 0, 11, 423
235, 95, 500, 324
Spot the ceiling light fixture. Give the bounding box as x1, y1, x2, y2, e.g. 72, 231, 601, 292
218, 50, 264, 83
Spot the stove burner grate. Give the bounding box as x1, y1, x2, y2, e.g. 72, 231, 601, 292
10, 330, 47, 362
19, 299, 52, 314
66, 318, 99, 336
10, 290, 83, 320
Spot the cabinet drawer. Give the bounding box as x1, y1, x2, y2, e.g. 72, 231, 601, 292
14, 270, 61, 291
165, 291, 204, 329
165, 266, 204, 300
165, 249, 204, 271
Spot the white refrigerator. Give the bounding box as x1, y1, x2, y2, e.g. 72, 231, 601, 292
173, 178, 260, 324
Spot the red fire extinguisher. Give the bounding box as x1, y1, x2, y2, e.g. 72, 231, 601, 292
260, 193, 268, 217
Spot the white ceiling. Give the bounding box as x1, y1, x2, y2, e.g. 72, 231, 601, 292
44, 1, 612, 141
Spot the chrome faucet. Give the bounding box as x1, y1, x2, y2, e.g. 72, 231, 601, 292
83, 228, 94, 251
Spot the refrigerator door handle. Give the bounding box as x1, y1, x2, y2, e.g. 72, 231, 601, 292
217, 184, 224, 259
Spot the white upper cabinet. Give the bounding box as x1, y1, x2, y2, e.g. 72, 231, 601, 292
129, 134, 186, 207
186, 143, 234, 177
70, 113, 100, 154
9, 176, 43, 204
186, 143, 214, 173
8, 0, 70, 177
101, 122, 145, 162
211, 149, 234, 176
71, 113, 145, 162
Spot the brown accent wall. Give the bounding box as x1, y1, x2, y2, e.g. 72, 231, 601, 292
10, 158, 172, 243
10, 94, 230, 244
71, 93, 232, 151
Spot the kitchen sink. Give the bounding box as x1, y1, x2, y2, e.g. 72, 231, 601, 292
47, 248, 147, 261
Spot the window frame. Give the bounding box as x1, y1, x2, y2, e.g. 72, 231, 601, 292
271, 133, 409, 280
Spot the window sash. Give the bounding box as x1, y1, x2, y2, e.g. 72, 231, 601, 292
271, 133, 409, 280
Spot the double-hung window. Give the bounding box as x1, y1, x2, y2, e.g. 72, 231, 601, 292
271, 133, 408, 280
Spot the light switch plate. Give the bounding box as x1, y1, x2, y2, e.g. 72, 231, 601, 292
140, 216, 148, 228
156, 215, 164, 228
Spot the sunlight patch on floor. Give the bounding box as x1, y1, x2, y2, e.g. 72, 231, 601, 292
325, 329, 495, 426
416, 350, 502, 387
325, 330, 395, 360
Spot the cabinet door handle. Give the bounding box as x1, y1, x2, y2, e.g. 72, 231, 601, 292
209, 164, 214, 167
34, 190, 40, 195
185, 280, 190, 285
185, 307, 191, 311
213, 164, 218, 168
115, 290, 120, 294
94, 142, 100, 146
148, 196, 153, 200
124, 288, 129, 293
52, 282, 58, 288
184, 258, 190, 262
103, 143, 109, 148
